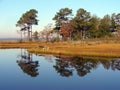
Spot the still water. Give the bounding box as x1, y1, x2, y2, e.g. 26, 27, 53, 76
0, 49, 120, 90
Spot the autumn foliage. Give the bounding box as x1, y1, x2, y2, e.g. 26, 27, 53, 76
60, 20, 75, 39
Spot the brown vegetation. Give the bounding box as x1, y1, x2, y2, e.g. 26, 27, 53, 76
0, 40, 120, 58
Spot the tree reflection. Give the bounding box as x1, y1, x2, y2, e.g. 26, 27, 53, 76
54, 56, 120, 77
112, 58, 120, 70
71, 57, 99, 77
53, 56, 98, 77
16, 50, 120, 78
17, 49, 39, 77
53, 59, 73, 77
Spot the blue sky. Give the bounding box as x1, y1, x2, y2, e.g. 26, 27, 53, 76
0, 0, 120, 38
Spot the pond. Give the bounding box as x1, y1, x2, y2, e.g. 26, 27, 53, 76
0, 49, 120, 90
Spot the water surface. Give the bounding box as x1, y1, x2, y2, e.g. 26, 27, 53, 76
0, 49, 120, 90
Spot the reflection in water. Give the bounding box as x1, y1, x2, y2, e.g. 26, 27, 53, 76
53, 59, 73, 77
54, 56, 120, 77
112, 59, 120, 70
16, 49, 120, 78
17, 49, 39, 77
44, 55, 54, 63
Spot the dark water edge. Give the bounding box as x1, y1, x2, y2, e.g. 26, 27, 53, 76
0, 38, 20, 40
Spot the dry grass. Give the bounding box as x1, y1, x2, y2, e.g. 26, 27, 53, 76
0, 40, 40, 48
28, 42, 120, 58
0, 40, 120, 58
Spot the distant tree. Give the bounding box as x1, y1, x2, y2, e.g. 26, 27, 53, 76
111, 13, 120, 31
33, 31, 39, 40
73, 8, 92, 40
87, 15, 100, 38
111, 13, 120, 37
40, 23, 53, 41
16, 9, 38, 41
111, 13, 116, 30
60, 20, 75, 40
99, 15, 111, 37
53, 8, 72, 31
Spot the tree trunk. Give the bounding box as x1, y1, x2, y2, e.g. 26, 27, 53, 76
24, 31, 25, 40
83, 29, 85, 40
81, 30, 83, 39
20, 31, 23, 41
28, 26, 32, 41
30, 25, 32, 41
81, 29, 85, 40
28, 28, 30, 41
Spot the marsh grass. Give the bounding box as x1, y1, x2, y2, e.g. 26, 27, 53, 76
0, 40, 120, 58
28, 42, 120, 58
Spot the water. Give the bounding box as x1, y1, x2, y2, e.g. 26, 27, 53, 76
0, 38, 20, 40
0, 49, 120, 90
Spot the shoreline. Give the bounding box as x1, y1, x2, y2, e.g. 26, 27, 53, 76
0, 40, 120, 58
28, 48, 120, 58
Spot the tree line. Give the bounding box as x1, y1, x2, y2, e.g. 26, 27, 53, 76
16, 8, 120, 41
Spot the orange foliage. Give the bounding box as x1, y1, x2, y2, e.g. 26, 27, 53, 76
60, 20, 75, 38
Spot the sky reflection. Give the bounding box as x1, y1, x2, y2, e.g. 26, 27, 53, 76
0, 49, 120, 90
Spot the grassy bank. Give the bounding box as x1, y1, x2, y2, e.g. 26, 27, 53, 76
0, 40, 120, 58
28, 42, 120, 58
0, 40, 39, 49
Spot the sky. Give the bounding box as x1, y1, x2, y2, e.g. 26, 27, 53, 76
0, 0, 120, 38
